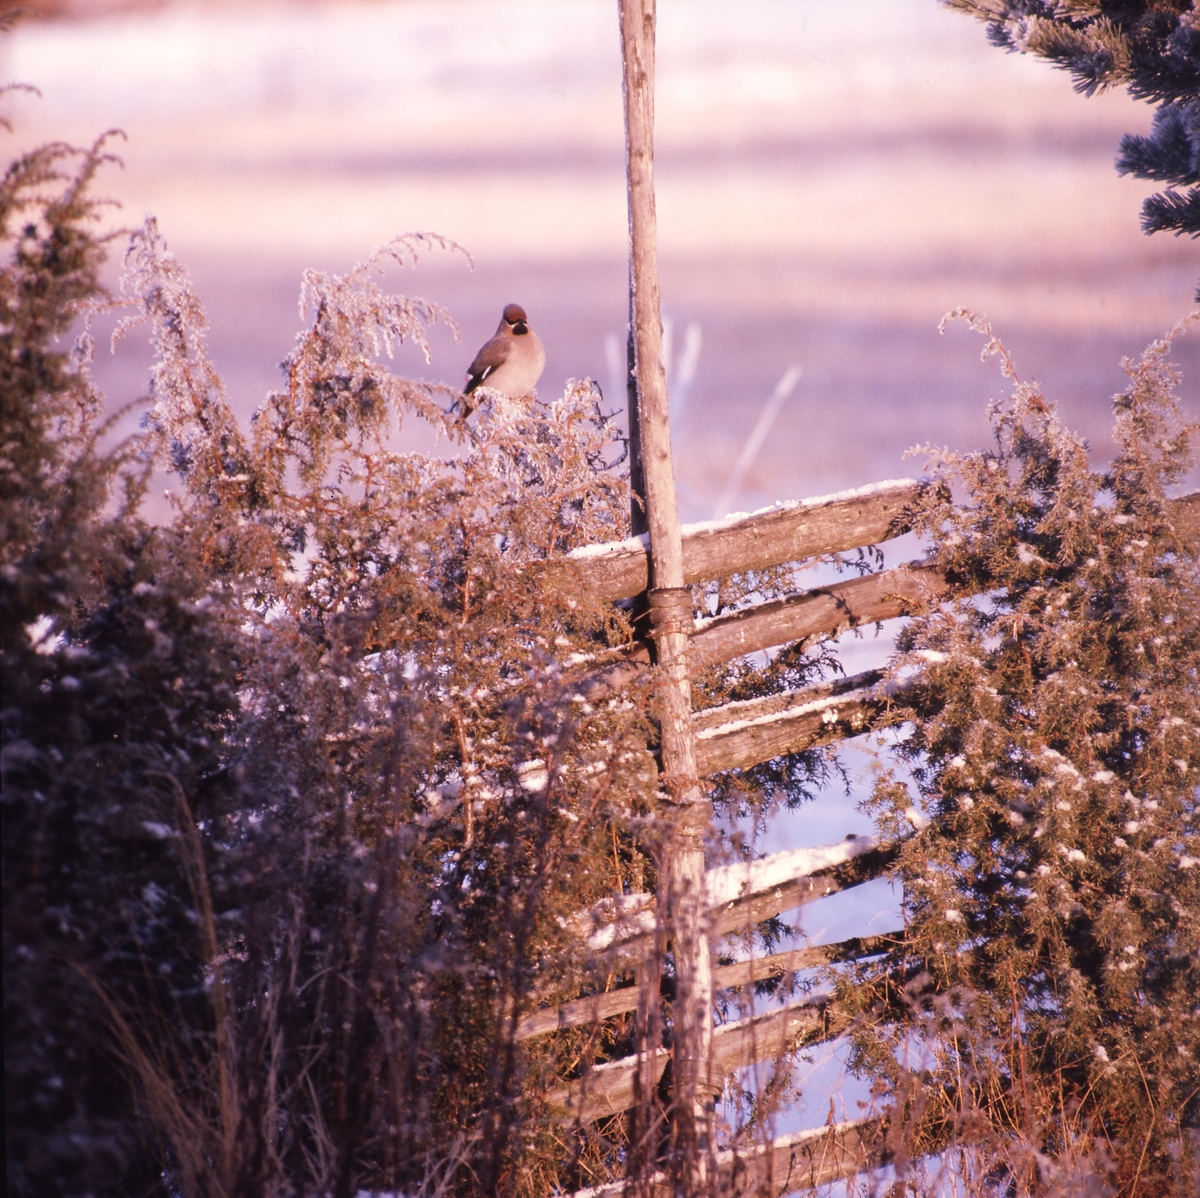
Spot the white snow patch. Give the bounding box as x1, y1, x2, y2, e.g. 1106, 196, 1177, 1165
695, 688, 872, 741
567, 531, 651, 561
516, 760, 549, 792
678, 479, 918, 537
25, 615, 63, 656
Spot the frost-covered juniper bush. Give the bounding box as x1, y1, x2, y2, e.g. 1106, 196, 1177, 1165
840, 311, 1200, 1197
2, 137, 840, 1198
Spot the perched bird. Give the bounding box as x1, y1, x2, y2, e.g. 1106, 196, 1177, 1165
462, 303, 545, 412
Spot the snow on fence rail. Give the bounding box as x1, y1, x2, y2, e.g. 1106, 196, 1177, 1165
561, 485, 1199, 609
570, 490, 1200, 701
555, 479, 936, 603
535, 839, 907, 1121
515, 932, 898, 1041
694, 668, 905, 776
552, 992, 836, 1124
575, 835, 895, 959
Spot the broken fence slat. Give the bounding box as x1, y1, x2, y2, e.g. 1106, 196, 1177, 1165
515, 932, 901, 1041
560, 480, 931, 603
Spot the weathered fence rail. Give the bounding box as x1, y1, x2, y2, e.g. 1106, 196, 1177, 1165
694, 669, 903, 776
575, 835, 896, 960
553, 992, 834, 1125
563, 484, 1200, 609
545, 842, 906, 1123
559, 479, 934, 602
574, 563, 942, 699
572, 488, 1200, 703
517, 932, 899, 1041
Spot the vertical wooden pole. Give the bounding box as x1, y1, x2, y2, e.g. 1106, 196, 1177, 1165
618, 0, 714, 1188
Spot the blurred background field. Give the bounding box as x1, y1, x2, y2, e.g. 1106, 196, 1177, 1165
5, 0, 1197, 521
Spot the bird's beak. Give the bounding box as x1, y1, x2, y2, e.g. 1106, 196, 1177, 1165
512, 320, 528, 336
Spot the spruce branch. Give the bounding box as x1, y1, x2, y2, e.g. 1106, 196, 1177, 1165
1139, 185, 1200, 236
1117, 98, 1200, 186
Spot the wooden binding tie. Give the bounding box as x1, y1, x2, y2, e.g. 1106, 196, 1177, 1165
646, 586, 694, 641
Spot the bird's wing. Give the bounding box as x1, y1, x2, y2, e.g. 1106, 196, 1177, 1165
464, 335, 514, 394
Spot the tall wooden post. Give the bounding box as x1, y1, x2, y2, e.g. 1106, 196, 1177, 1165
618, 0, 714, 1188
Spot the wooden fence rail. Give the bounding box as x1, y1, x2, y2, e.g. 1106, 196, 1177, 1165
574, 562, 942, 700
689, 560, 945, 670
560, 485, 1199, 609
558, 479, 932, 602
574, 1116, 894, 1197
552, 992, 836, 1124
517, 932, 900, 1041
577, 835, 897, 960
695, 669, 902, 776
573, 489, 1200, 701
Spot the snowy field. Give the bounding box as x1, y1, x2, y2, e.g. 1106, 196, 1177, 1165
5, 0, 1196, 1135
5, 0, 1196, 513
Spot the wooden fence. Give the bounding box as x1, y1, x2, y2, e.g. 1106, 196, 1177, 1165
577, 5, 1200, 1192
524, 481, 1200, 1191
